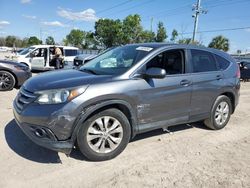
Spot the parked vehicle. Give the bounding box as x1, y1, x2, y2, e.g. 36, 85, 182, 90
73, 54, 97, 68
13, 43, 240, 161
13, 45, 78, 70
0, 60, 31, 91
238, 61, 250, 81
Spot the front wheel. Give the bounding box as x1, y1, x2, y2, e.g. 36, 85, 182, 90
204, 95, 232, 130
0, 71, 16, 91
77, 108, 131, 161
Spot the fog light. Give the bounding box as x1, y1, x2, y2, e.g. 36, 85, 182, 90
34, 128, 47, 138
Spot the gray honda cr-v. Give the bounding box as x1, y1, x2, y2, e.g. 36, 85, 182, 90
13, 43, 240, 161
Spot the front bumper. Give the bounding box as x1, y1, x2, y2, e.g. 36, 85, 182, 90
13, 105, 74, 154
16, 70, 32, 87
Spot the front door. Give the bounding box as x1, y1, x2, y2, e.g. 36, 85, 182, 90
136, 49, 192, 127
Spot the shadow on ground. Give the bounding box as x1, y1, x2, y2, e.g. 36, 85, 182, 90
4, 119, 61, 163
4, 119, 209, 162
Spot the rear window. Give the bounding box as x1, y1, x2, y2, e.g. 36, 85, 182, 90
65, 49, 78, 57
191, 49, 218, 73
215, 54, 231, 70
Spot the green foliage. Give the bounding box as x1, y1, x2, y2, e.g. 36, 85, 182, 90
28, 36, 42, 46
178, 38, 192, 44
140, 30, 155, 43
208, 35, 229, 52
155, 22, 167, 42
45, 36, 55, 45
170, 29, 178, 42
95, 19, 123, 48
65, 29, 85, 48
5, 36, 17, 47
122, 14, 143, 44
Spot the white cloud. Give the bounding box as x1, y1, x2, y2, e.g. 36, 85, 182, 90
0, 21, 10, 25
57, 8, 98, 22
41, 21, 68, 27
0, 21, 10, 29
21, 0, 31, 4
22, 14, 36, 19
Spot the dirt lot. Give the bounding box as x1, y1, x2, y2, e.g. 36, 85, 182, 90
0, 77, 250, 187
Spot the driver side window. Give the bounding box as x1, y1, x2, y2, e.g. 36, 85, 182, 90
146, 49, 184, 75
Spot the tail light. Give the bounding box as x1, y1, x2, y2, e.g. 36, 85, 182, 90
236, 64, 241, 78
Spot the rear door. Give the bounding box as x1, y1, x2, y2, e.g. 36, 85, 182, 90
189, 49, 223, 120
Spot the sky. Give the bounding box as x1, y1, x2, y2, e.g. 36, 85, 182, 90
0, 0, 250, 53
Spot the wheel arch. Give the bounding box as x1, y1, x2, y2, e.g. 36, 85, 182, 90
71, 100, 138, 144
219, 92, 235, 113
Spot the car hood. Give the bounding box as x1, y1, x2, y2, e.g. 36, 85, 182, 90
0, 60, 20, 66
23, 69, 113, 92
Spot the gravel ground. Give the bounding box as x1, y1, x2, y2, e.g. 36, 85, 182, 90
0, 73, 250, 188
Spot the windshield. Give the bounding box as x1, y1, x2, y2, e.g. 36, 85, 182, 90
19, 47, 35, 55
80, 45, 154, 75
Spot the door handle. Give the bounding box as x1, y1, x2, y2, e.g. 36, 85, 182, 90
180, 80, 191, 86
216, 75, 223, 80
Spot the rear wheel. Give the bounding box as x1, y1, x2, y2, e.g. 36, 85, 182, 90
204, 95, 232, 130
0, 71, 16, 91
77, 108, 131, 161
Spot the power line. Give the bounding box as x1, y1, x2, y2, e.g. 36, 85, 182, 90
181, 26, 250, 35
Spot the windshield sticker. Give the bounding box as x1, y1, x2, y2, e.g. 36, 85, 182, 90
136, 46, 153, 52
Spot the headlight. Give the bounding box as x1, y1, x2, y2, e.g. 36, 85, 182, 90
35, 87, 87, 104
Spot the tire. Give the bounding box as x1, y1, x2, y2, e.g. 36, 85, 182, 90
0, 71, 16, 91
77, 108, 131, 161
204, 95, 232, 130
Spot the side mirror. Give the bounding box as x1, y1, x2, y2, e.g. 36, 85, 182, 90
144, 67, 166, 79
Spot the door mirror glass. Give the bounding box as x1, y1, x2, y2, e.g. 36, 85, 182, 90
144, 67, 166, 79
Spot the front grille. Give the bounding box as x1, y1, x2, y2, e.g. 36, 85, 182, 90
15, 87, 37, 113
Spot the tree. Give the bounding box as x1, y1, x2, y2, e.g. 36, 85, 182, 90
5, 36, 17, 47
28, 36, 42, 46
140, 30, 155, 43
95, 19, 123, 48
178, 38, 192, 44
45, 36, 55, 45
208, 35, 229, 52
0, 37, 6, 46
170, 29, 178, 42
65, 29, 85, 48
155, 22, 167, 42
122, 14, 143, 44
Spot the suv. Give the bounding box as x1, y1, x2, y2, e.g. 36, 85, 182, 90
13, 43, 240, 161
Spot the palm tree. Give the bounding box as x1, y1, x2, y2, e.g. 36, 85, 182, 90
208, 35, 229, 52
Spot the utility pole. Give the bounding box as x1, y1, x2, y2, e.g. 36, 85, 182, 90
192, 0, 207, 42
150, 17, 153, 32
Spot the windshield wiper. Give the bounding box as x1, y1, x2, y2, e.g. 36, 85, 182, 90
80, 68, 97, 75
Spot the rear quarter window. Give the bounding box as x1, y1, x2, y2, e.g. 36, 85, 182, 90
214, 54, 231, 70
191, 49, 218, 73
65, 49, 78, 57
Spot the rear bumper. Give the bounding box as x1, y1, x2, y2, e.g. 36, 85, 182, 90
13, 107, 74, 154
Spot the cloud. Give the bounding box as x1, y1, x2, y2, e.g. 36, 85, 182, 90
41, 21, 68, 27
0, 21, 10, 25
0, 21, 10, 29
57, 8, 98, 22
22, 15, 36, 19
21, 0, 31, 4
